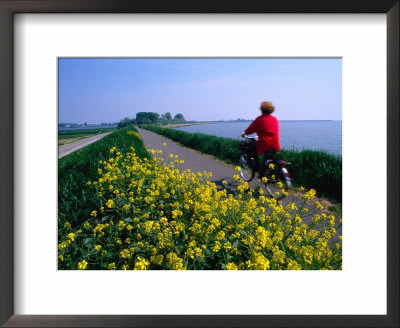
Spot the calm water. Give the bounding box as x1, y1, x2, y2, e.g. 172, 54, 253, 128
177, 121, 342, 156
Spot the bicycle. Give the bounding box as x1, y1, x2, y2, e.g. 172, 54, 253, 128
238, 136, 291, 199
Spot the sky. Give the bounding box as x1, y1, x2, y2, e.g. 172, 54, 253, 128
58, 58, 342, 123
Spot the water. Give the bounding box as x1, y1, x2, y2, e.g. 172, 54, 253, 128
176, 121, 342, 156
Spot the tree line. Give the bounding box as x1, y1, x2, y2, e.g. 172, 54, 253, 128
118, 112, 185, 128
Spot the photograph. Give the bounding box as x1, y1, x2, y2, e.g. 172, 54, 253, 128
2, 0, 398, 324
58, 58, 343, 271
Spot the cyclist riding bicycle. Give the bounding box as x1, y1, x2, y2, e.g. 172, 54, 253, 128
241, 101, 281, 176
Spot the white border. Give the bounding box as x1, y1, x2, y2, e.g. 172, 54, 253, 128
14, 14, 387, 315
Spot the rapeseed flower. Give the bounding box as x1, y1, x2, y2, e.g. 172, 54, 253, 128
77, 260, 88, 270
67, 233, 75, 242
58, 145, 342, 271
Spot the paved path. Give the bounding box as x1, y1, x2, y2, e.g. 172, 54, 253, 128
58, 132, 111, 159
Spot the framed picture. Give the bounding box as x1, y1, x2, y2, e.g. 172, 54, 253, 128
1, 0, 398, 327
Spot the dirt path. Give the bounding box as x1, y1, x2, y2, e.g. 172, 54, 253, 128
137, 127, 342, 241
58, 132, 111, 159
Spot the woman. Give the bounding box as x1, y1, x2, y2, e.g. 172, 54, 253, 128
241, 101, 281, 174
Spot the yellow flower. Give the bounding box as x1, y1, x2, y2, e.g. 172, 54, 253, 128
151, 254, 164, 265
58, 242, 67, 250
77, 260, 88, 270
134, 256, 150, 270
212, 243, 221, 252
304, 189, 316, 200
253, 252, 270, 270
165, 253, 185, 270
216, 230, 225, 240
67, 233, 75, 241
224, 241, 232, 250
61, 144, 342, 271
285, 202, 297, 211
106, 199, 114, 208
287, 259, 301, 270
226, 263, 238, 270
120, 249, 131, 259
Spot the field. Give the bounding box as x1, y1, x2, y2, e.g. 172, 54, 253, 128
58, 128, 117, 146
58, 126, 342, 270
141, 125, 342, 202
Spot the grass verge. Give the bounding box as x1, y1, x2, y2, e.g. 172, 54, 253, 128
58, 128, 117, 146
59, 126, 149, 228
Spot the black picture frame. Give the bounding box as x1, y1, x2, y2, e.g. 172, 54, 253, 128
0, 0, 398, 327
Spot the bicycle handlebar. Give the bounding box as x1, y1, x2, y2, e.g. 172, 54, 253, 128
241, 136, 257, 142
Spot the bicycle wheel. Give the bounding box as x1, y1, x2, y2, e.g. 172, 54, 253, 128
239, 153, 255, 182
264, 165, 290, 200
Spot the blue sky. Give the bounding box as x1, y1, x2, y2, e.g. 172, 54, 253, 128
58, 58, 342, 123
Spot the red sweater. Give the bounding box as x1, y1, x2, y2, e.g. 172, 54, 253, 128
244, 114, 280, 154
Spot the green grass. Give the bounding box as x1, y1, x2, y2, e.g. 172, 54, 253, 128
278, 148, 342, 202
142, 125, 342, 202
58, 126, 149, 228
58, 128, 117, 145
